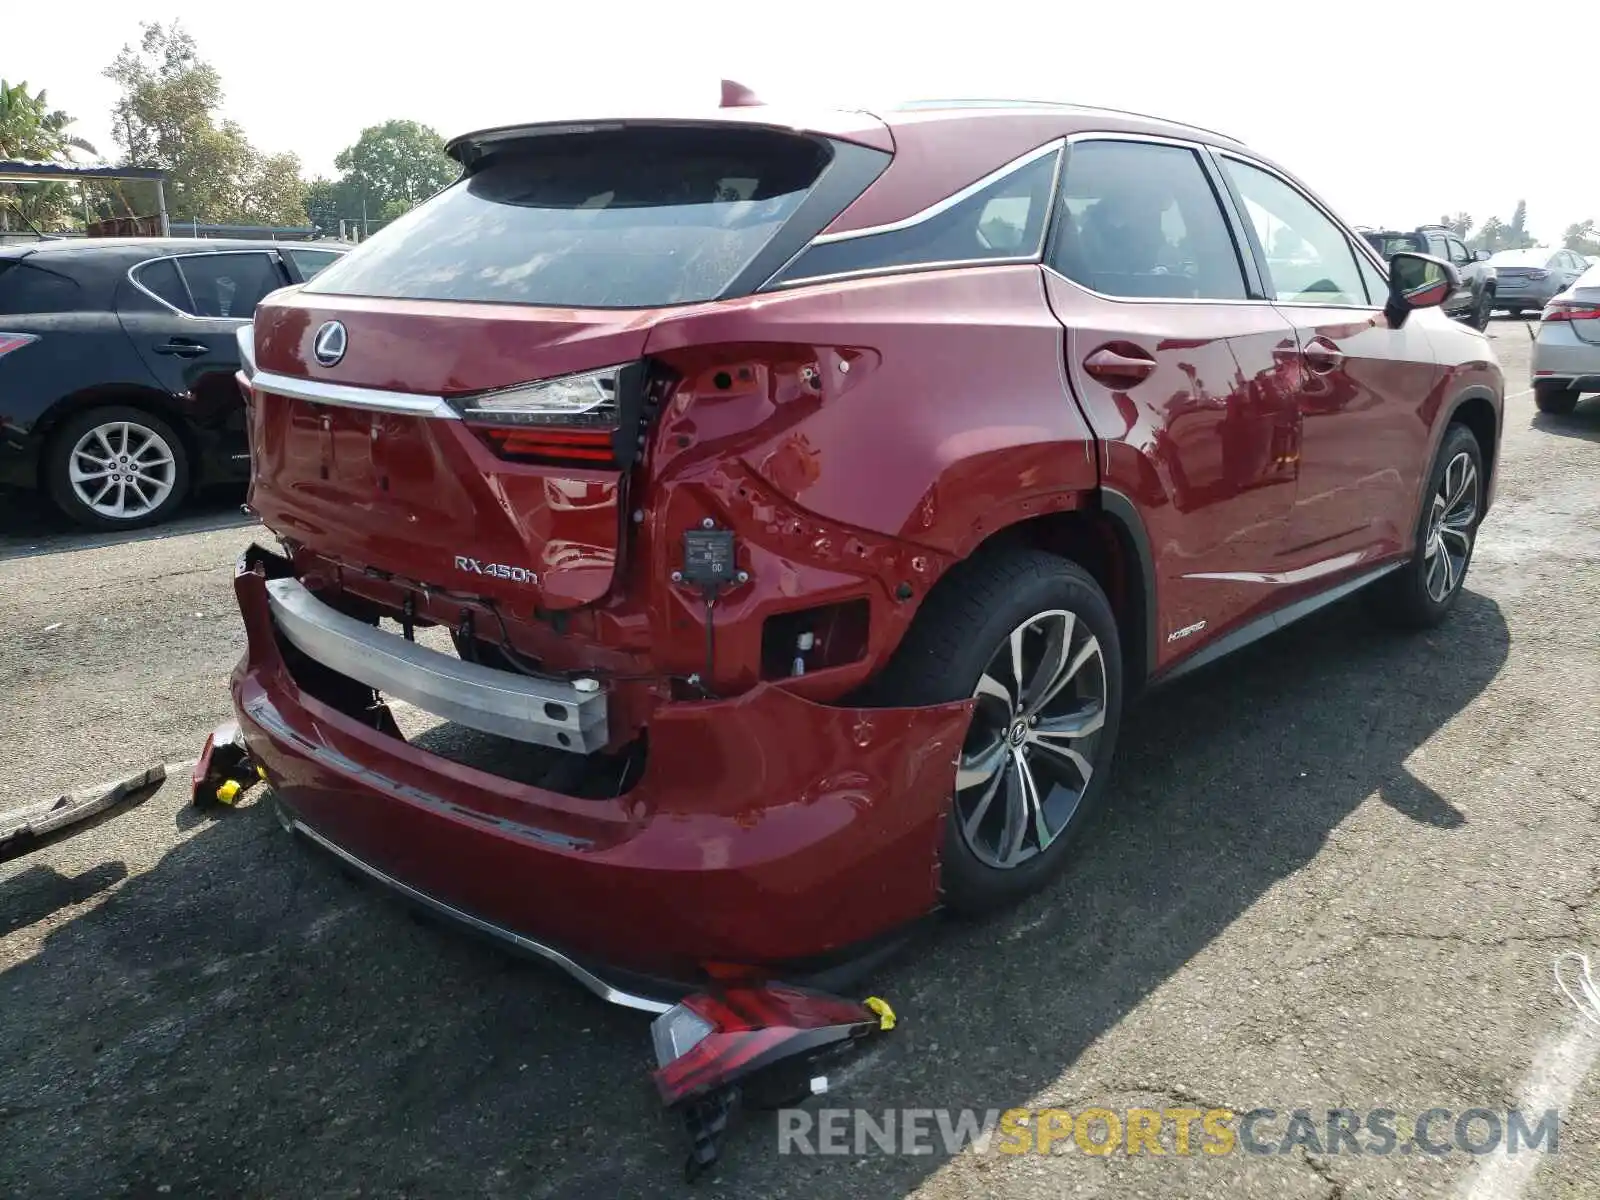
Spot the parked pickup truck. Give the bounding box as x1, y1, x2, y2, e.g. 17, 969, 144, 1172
1361, 225, 1495, 330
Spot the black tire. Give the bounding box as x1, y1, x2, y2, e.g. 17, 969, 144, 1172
45, 405, 191, 530
1472, 290, 1493, 331
1507, 307, 1523, 318
867, 547, 1124, 912
1534, 382, 1580, 415
1370, 423, 1483, 629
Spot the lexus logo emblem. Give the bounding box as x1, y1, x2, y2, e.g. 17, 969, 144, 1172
312, 321, 347, 367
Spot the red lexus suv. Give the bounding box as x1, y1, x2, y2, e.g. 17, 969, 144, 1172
230, 95, 1502, 1010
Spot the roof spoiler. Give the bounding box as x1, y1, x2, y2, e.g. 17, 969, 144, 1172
719, 79, 764, 108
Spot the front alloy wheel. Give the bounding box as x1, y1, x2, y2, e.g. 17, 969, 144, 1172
956, 610, 1107, 869
1422, 450, 1478, 603
1370, 422, 1483, 628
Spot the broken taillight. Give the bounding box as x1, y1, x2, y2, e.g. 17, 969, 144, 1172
650, 984, 886, 1107
451, 361, 650, 468
650, 983, 896, 1180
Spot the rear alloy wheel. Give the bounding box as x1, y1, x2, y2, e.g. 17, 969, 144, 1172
864, 548, 1124, 912
1472, 290, 1493, 330
1371, 422, 1482, 628
46, 405, 191, 530
956, 609, 1108, 871
1534, 382, 1580, 415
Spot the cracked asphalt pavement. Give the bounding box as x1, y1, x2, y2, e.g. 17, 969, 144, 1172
2, 323, 1598, 1199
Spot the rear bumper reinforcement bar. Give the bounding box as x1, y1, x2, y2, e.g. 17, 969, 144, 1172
265, 576, 608, 752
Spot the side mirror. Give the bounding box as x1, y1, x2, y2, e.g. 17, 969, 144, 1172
1474, 249, 1491, 262
1386, 252, 1459, 326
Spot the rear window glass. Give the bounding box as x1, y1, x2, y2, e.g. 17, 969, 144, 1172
131, 258, 190, 311
773, 147, 1059, 285
286, 248, 342, 281
0, 259, 82, 315
1362, 232, 1426, 258
306, 127, 832, 308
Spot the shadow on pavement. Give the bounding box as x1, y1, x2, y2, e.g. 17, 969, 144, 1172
0, 589, 1511, 1198
1531, 404, 1600, 443
0, 485, 255, 561
0, 862, 128, 940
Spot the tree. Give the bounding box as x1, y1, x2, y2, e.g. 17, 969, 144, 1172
1507, 199, 1532, 249
1439, 212, 1473, 239
1470, 216, 1505, 253
104, 22, 306, 226
303, 177, 341, 233
331, 120, 456, 225
1563, 219, 1600, 257
0, 78, 97, 232
237, 149, 309, 226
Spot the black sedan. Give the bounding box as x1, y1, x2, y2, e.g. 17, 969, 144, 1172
0, 238, 347, 529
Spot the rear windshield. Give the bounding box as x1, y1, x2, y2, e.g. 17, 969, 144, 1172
1361, 232, 1426, 258
1488, 249, 1548, 267
306, 127, 832, 309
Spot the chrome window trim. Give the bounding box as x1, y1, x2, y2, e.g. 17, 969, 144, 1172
768, 256, 1041, 291
249, 369, 461, 419
127, 249, 281, 322
807, 138, 1065, 245
1042, 263, 1278, 307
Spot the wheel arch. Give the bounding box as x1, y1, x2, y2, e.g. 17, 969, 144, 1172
1443, 386, 1500, 515
952, 491, 1157, 696
36, 385, 200, 485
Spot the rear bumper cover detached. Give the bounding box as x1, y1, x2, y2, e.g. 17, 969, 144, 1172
230, 548, 971, 1006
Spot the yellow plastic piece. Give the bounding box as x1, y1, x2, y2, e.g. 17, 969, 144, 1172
864, 996, 896, 1031
215, 779, 242, 806
256, 764, 269, 781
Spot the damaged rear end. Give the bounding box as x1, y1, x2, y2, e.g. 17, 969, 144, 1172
231, 112, 975, 994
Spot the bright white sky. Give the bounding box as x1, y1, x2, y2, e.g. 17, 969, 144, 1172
9, 0, 1594, 240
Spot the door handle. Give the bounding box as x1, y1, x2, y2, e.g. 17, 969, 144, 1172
1301, 337, 1344, 375
1083, 345, 1157, 387
154, 340, 207, 357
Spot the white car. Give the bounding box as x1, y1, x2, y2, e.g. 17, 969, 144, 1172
1532, 262, 1600, 414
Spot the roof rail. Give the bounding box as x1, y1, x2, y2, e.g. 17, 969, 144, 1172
890, 98, 1241, 143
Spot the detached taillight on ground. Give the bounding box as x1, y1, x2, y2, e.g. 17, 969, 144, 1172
650, 984, 895, 1180
0, 332, 39, 358
451, 361, 650, 468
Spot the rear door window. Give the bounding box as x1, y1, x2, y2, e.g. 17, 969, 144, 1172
1049, 139, 1248, 300
306, 126, 834, 308
173, 252, 285, 318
